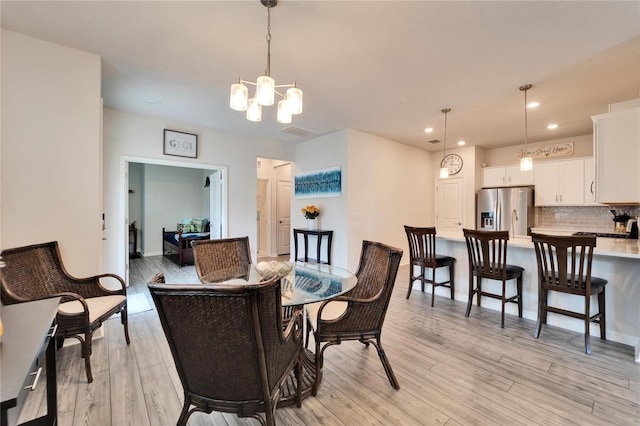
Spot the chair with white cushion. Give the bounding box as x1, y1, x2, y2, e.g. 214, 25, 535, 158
306, 240, 403, 395
0, 241, 130, 383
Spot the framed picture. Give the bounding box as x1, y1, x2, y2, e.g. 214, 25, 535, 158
294, 166, 342, 199
163, 129, 198, 158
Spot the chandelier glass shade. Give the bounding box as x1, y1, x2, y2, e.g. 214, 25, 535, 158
520, 84, 533, 171
229, 0, 302, 123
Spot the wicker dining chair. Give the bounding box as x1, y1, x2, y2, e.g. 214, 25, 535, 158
404, 225, 456, 306
0, 241, 130, 383
463, 229, 524, 328
306, 240, 403, 395
192, 236, 252, 279
148, 276, 303, 426
531, 233, 607, 354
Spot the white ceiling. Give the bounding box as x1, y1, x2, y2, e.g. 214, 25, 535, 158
2, 0, 639, 152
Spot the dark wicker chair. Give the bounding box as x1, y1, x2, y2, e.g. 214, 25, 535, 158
148, 276, 303, 426
0, 241, 129, 383
531, 233, 607, 354
463, 229, 523, 328
306, 240, 403, 395
192, 237, 252, 279
404, 225, 456, 306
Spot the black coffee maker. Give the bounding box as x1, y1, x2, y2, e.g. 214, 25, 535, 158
610, 210, 636, 237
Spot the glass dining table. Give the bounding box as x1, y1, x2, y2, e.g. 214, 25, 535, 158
200, 261, 357, 407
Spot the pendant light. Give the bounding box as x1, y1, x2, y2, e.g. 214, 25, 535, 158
439, 108, 451, 179
520, 84, 533, 171
229, 0, 302, 123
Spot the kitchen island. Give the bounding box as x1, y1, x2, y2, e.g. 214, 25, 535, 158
433, 230, 640, 362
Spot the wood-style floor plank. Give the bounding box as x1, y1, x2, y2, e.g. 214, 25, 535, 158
15, 255, 639, 425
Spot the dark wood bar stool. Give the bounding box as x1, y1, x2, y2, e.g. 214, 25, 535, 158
463, 229, 523, 328
531, 233, 607, 355
404, 226, 455, 306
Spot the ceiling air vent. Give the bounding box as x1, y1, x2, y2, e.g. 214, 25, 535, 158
428, 139, 441, 144
280, 126, 316, 138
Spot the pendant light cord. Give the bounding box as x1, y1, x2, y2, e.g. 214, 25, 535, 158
265, 5, 272, 76
441, 108, 451, 158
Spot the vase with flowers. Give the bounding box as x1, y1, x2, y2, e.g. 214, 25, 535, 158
301, 205, 320, 230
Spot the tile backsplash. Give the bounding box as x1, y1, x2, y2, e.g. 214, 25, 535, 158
537, 205, 640, 232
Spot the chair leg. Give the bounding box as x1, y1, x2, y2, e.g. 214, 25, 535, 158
517, 275, 523, 318
420, 266, 426, 292
312, 340, 323, 396
406, 264, 414, 299
477, 278, 483, 307
177, 395, 192, 426
449, 260, 455, 300
121, 308, 131, 345
83, 332, 93, 383
465, 275, 475, 318
534, 286, 544, 339
585, 293, 592, 355
372, 335, 400, 390
431, 267, 436, 308
598, 290, 606, 341
500, 280, 507, 328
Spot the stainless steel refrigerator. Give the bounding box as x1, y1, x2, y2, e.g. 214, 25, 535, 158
476, 186, 534, 237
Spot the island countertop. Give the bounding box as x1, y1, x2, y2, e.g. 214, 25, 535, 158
436, 229, 640, 259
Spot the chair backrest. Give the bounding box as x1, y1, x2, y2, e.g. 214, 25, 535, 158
192, 237, 252, 279
1, 241, 103, 304
463, 228, 510, 280
531, 233, 597, 294
342, 240, 403, 330
404, 226, 437, 267
148, 276, 301, 405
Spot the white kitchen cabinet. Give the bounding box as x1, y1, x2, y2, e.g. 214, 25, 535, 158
583, 158, 601, 205
592, 107, 640, 204
534, 159, 585, 206
482, 165, 533, 187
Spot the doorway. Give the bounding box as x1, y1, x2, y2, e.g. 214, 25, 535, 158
256, 158, 291, 258
122, 156, 227, 284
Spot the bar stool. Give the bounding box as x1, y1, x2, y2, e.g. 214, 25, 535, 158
531, 233, 606, 355
404, 226, 455, 306
463, 228, 523, 328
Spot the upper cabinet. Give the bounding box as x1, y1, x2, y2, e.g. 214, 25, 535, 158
534, 159, 585, 206
583, 158, 601, 206
482, 165, 533, 187
592, 107, 640, 204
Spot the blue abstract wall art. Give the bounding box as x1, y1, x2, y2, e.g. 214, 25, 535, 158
294, 166, 342, 199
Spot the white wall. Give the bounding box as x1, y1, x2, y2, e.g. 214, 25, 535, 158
142, 164, 209, 256
347, 129, 433, 270
1, 29, 102, 276
102, 108, 293, 278
293, 130, 349, 267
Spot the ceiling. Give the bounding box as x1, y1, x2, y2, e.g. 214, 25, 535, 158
2, 0, 639, 152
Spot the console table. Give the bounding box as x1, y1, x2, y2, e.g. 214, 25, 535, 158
1, 298, 60, 426
293, 228, 333, 265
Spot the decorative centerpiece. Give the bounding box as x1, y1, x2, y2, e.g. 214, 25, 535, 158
256, 261, 293, 281
301, 205, 320, 230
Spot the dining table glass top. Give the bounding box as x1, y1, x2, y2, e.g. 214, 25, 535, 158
199, 261, 357, 306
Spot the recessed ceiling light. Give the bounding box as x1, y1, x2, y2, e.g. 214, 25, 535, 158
547, 123, 558, 129
457, 140, 466, 146
424, 127, 434, 133
146, 99, 162, 106
527, 101, 540, 108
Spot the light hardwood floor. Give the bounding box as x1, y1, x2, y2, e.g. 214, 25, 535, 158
19, 255, 640, 425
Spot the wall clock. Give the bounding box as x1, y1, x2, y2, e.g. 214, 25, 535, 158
440, 154, 463, 175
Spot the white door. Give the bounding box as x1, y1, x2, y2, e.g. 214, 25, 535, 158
276, 179, 291, 255
209, 171, 223, 238
436, 178, 464, 230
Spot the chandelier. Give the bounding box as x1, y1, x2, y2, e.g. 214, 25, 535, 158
439, 108, 451, 179
519, 84, 533, 171
229, 0, 302, 123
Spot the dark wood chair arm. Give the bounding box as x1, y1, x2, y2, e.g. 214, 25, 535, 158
281, 307, 303, 342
